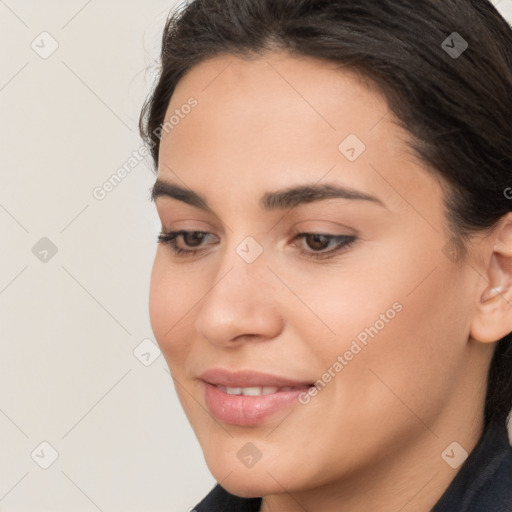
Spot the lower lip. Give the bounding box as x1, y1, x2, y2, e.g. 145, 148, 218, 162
203, 382, 310, 426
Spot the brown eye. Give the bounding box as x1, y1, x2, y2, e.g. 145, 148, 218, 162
157, 230, 216, 257
303, 234, 331, 251
292, 233, 357, 261
182, 231, 207, 247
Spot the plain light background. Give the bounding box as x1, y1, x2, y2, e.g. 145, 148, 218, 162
0, 1, 511, 511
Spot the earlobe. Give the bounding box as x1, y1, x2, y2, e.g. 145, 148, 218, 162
472, 275, 512, 343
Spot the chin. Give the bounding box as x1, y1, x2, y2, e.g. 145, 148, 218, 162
205, 456, 290, 497
218, 477, 277, 499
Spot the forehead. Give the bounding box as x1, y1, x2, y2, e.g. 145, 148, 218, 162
156, 52, 444, 221
159, 52, 397, 169
167, 51, 388, 131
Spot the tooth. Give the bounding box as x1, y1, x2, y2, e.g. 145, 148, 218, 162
241, 387, 263, 396
261, 386, 279, 395
220, 386, 286, 396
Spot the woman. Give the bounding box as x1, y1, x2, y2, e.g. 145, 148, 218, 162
139, 0, 512, 510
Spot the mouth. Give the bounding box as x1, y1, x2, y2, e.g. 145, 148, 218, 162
199, 368, 313, 388
199, 368, 314, 426
215, 385, 303, 396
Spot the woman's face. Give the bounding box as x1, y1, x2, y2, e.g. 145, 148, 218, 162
149, 52, 486, 497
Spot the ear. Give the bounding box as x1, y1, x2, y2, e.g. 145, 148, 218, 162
470, 212, 512, 343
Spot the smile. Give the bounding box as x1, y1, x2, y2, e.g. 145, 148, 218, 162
217, 385, 299, 396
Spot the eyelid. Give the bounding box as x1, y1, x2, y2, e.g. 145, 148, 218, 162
289, 220, 357, 235
157, 213, 229, 241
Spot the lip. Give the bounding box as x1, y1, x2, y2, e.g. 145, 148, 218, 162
199, 368, 313, 388
199, 369, 313, 426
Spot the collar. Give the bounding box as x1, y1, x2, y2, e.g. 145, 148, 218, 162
431, 420, 512, 511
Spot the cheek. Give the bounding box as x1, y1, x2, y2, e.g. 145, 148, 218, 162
339, 268, 467, 425
313, 241, 467, 410
148, 256, 191, 365
148, 258, 167, 343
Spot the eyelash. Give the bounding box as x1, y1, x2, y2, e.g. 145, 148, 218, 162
157, 230, 356, 261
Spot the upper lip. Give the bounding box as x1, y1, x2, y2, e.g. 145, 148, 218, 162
199, 368, 313, 388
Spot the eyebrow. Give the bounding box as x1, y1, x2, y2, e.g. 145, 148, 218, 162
150, 179, 384, 212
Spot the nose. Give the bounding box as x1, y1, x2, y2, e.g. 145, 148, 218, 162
193, 253, 284, 347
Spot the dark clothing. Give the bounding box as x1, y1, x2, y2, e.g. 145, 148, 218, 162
431, 422, 512, 512
194, 485, 261, 512
193, 421, 512, 511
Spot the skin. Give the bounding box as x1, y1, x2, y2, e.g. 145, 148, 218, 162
149, 52, 512, 512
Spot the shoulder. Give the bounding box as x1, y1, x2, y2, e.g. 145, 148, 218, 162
432, 422, 512, 511
193, 484, 262, 512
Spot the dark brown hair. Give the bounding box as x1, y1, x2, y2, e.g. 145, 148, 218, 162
139, 0, 512, 427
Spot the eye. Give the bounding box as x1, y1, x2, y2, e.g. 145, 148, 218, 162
157, 230, 357, 260
157, 230, 216, 256
292, 233, 356, 260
